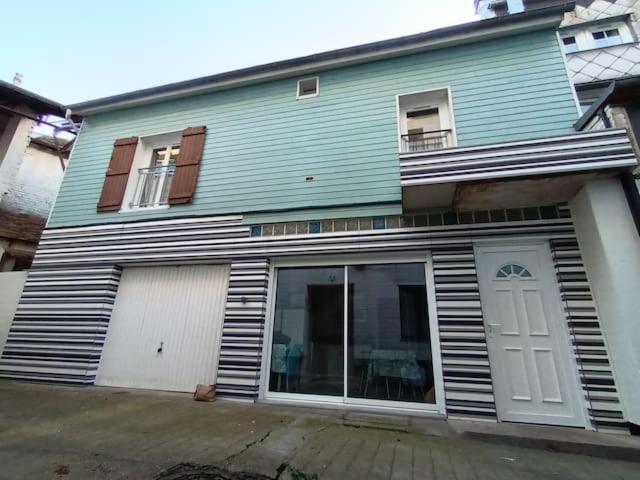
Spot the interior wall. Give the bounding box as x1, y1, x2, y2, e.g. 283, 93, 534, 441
569, 177, 640, 425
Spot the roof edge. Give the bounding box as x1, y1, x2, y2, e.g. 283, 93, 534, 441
70, 4, 573, 115
0, 80, 67, 117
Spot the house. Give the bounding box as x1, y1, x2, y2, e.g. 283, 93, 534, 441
2, 3, 639, 435
558, 0, 640, 112
0, 80, 75, 270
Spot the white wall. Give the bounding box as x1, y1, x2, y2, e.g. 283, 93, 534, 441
570, 178, 640, 424
0, 271, 27, 355
0, 117, 35, 207
3, 143, 65, 218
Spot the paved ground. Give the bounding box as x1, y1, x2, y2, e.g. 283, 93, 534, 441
0, 381, 639, 480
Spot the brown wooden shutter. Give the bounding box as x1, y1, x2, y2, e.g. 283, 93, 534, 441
97, 137, 139, 212
168, 126, 207, 205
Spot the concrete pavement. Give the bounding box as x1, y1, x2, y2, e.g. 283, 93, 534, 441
0, 381, 638, 479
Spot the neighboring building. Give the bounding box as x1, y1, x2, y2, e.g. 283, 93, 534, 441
558, 0, 640, 111
476, 0, 640, 109
0, 81, 74, 270
2, 4, 639, 434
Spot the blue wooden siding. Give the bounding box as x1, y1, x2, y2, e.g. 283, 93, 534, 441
49, 29, 578, 228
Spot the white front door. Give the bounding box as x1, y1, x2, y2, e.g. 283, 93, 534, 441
96, 265, 229, 392
475, 243, 585, 427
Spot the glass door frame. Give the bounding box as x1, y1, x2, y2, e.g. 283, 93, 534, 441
259, 252, 446, 415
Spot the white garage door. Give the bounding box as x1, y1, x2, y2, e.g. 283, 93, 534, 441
96, 265, 229, 392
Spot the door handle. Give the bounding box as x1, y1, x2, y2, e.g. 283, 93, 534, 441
487, 323, 501, 338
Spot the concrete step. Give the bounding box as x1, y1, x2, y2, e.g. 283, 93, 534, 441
342, 411, 411, 432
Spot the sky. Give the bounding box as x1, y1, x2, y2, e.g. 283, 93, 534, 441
1, 1, 477, 105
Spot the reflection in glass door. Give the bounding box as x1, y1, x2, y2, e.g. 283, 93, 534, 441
267, 260, 437, 408
347, 264, 435, 404
269, 267, 344, 396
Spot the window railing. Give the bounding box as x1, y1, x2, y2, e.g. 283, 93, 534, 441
130, 165, 175, 208
400, 129, 452, 153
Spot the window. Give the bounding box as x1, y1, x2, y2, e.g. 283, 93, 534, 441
562, 36, 578, 53
372, 216, 386, 229
132, 143, 179, 208
592, 28, 622, 48
102, 126, 205, 213
308, 221, 320, 234
267, 260, 440, 408
496, 263, 533, 279
398, 89, 455, 153
559, 22, 631, 54
296, 77, 319, 98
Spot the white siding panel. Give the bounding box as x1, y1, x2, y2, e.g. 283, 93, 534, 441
0, 272, 28, 357
96, 264, 229, 392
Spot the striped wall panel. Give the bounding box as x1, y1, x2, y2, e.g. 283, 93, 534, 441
549, 236, 626, 431
433, 245, 496, 420
0, 266, 122, 384
216, 259, 270, 399
0, 210, 624, 429
400, 129, 636, 186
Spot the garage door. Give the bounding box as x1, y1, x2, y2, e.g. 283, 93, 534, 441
96, 265, 229, 392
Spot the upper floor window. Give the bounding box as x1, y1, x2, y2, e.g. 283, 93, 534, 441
120, 132, 183, 210
132, 144, 180, 208
562, 36, 578, 53
591, 28, 622, 48
297, 77, 319, 99
397, 88, 455, 154
559, 21, 632, 53
97, 126, 207, 213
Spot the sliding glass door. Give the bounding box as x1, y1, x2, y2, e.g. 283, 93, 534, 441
266, 258, 441, 411
348, 264, 435, 404
269, 267, 344, 396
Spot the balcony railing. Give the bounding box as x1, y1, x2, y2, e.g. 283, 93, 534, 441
130, 165, 175, 208
401, 129, 452, 153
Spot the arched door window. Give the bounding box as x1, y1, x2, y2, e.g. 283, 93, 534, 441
495, 263, 533, 279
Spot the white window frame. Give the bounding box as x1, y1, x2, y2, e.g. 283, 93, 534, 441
296, 76, 319, 99
120, 130, 182, 212
561, 35, 579, 53
395, 86, 458, 155
560, 21, 633, 53
590, 26, 624, 48
258, 252, 446, 416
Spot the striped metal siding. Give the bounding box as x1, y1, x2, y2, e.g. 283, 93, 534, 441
0, 266, 122, 384
0, 212, 624, 429
549, 237, 624, 431
400, 129, 637, 186
216, 259, 270, 399
433, 245, 496, 420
